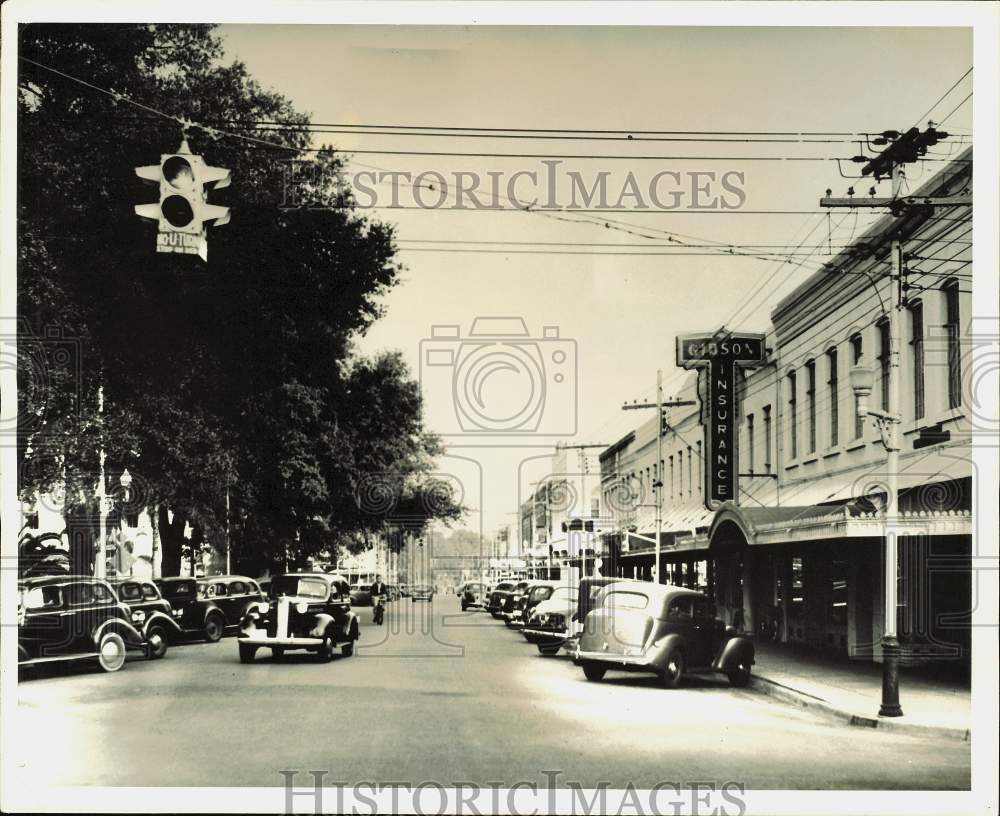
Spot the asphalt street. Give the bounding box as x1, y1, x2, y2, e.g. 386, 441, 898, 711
14, 595, 970, 790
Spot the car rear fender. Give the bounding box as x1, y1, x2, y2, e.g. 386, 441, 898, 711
713, 635, 755, 672
92, 617, 144, 649
648, 631, 686, 672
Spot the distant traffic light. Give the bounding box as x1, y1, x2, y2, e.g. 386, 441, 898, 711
135, 138, 231, 260
660, 406, 669, 436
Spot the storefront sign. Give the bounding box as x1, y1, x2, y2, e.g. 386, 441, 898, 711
676, 330, 767, 510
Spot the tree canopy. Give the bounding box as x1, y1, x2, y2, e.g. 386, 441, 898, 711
17, 23, 462, 575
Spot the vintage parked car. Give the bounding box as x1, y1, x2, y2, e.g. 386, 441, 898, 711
156, 575, 263, 642
17, 575, 147, 673
491, 580, 526, 619
526, 576, 619, 655
506, 581, 558, 629
410, 584, 434, 603
501, 580, 536, 627
350, 584, 373, 606
574, 582, 755, 688
108, 577, 183, 659
522, 583, 580, 654
237, 572, 360, 663
458, 581, 487, 611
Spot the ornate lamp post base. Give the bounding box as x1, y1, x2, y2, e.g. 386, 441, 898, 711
879, 634, 904, 717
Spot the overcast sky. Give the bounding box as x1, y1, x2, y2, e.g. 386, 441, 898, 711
218, 24, 972, 536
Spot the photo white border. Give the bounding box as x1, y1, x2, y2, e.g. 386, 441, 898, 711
2, 2, 997, 814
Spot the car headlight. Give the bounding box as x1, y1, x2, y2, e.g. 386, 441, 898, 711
257, 602, 270, 614
295, 602, 308, 614
172, 608, 184, 617
131, 610, 146, 623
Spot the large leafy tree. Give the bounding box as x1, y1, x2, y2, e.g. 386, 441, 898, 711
17, 24, 461, 576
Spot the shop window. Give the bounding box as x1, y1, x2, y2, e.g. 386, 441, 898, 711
791, 557, 804, 607
828, 559, 847, 626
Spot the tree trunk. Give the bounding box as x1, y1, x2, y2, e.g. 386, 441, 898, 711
189, 525, 205, 575
157, 505, 187, 577
66, 499, 99, 576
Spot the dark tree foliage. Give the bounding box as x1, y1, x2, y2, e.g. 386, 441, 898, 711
17, 24, 462, 575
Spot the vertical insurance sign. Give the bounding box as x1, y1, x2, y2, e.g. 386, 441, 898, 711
676, 331, 767, 510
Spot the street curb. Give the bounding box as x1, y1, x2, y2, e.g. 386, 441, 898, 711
749, 676, 971, 742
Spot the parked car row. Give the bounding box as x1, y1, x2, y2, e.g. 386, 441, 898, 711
462, 577, 756, 689
16, 571, 362, 676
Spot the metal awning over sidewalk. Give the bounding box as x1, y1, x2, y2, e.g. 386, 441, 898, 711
709, 501, 972, 550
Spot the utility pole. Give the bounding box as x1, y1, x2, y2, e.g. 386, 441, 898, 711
552, 443, 610, 580
822, 124, 963, 720
225, 485, 231, 574
623, 381, 696, 584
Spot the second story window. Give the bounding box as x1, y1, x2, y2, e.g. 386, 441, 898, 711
806, 361, 817, 454
850, 333, 864, 439
763, 405, 772, 472
909, 300, 925, 420
746, 412, 755, 472
877, 318, 891, 413
787, 371, 798, 460
944, 281, 962, 409
678, 449, 684, 499
827, 348, 839, 448
695, 441, 702, 493
687, 445, 693, 497
669, 456, 674, 500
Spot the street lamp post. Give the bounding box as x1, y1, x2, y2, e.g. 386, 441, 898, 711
119, 468, 132, 574
850, 350, 904, 718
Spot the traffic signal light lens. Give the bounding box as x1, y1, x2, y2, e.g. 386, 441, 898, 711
162, 194, 195, 228
163, 156, 195, 190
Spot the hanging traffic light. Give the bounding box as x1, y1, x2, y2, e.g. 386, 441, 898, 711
660, 406, 670, 436
135, 138, 231, 261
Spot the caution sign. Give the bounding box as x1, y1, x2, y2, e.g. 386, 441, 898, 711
156, 230, 208, 261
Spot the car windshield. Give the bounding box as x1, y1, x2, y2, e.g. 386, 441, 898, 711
495, 583, 514, 592
605, 590, 650, 611
528, 586, 554, 603
271, 576, 328, 599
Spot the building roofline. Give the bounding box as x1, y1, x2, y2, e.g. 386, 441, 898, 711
771, 146, 972, 323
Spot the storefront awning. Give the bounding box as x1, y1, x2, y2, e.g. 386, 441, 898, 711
709, 500, 972, 549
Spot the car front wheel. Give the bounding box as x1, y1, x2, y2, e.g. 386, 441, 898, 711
582, 662, 607, 682
538, 644, 561, 657
97, 631, 127, 673
341, 641, 355, 657
660, 649, 685, 689
239, 643, 257, 664
317, 636, 335, 663
145, 624, 169, 659
204, 615, 225, 643
727, 662, 752, 687
272, 646, 285, 662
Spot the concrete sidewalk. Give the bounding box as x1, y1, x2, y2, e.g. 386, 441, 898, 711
749, 641, 971, 740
